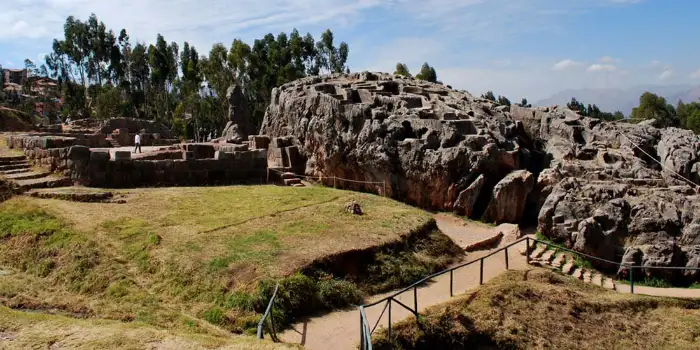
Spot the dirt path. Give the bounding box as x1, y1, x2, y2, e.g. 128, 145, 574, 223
279, 214, 529, 350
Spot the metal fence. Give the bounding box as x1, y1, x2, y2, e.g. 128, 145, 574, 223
257, 282, 280, 341
359, 237, 700, 349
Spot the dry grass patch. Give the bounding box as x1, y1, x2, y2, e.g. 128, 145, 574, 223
0, 305, 296, 350
374, 269, 700, 349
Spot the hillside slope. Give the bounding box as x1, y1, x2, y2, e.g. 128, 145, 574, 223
374, 269, 700, 349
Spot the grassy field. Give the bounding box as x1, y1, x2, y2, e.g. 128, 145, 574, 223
0, 305, 295, 350
374, 269, 700, 349
0, 185, 440, 338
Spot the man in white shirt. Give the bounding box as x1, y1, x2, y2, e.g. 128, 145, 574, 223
134, 132, 142, 153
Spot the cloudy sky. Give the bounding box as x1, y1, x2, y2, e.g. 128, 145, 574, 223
1, 0, 699, 101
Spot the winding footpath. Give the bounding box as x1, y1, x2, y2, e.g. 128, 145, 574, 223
279, 214, 530, 350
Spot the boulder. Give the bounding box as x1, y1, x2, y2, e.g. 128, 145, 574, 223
453, 174, 485, 217
259, 72, 543, 212
482, 170, 534, 224
221, 83, 252, 140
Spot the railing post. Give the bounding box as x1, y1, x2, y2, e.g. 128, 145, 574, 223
449, 269, 454, 297
413, 286, 418, 319
384, 180, 388, 197
333, 176, 337, 188
630, 267, 634, 294
388, 299, 392, 340
505, 247, 509, 270
526, 237, 531, 264
360, 312, 364, 350
480, 258, 484, 285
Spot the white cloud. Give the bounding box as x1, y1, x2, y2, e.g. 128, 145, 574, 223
690, 69, 700, 79
587, 64, 617, 72
552, 59, 582, 71
659, 69, 673, 80
600, 56, 621, 63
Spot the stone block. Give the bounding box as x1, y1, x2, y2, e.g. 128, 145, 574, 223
183, 151, 196, 160
248, 135, 271, 149
185, 143, 216, 159
271, 136, 294, 149
215, 151, 233, 160
68, 145, 90, 160
90, 151, 110, 162
286, 146, 302, 167
114, 151, 132, 161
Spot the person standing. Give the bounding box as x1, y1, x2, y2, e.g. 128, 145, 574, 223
134, 132, 142, 153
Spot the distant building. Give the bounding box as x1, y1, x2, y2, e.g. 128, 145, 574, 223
3, 69, 28, 87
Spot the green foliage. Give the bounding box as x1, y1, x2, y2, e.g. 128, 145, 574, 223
677, 99, 700, 134
630, 92, 678, 127
519, 98, 531, 107
361, 229, 463, 293
415, 62, 438, 83
482, 90, 496, 101
41, 13, 351, 134
567, 97, 624, 121
394, 63, 411, 77
497, 95, 511, 106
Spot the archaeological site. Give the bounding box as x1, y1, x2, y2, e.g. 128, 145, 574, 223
3, 69, 700, 349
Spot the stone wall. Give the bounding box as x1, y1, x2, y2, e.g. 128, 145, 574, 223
67, 145, 267, 188
6, 133, 110, 150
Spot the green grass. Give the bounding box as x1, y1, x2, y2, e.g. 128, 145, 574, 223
0, 186, 448, 337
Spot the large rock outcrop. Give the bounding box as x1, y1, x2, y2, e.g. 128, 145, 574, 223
259, 72, 544, 217
260, 71, 700, 283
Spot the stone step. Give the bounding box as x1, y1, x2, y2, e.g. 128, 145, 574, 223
591, 273, 603, 286
0, 155, 26, 162
572, 268, 585, 280
14, 177, 72, 191
540, 249, 556, 263
291, 183, 306, 187
562, 262, 575, 274
0, 159, 28, 166
283, 178, 302, 186
583, 271, 593, 283
531, 245, 548, 259
5, 171, 53, 181
602, 277, 616, 291
1, 168, 31, 175
0, 163, 30, 171
551, 254, 566, 269
281, 172, 297, 180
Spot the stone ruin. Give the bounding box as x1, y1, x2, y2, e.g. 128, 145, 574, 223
220, 83, 253, 143
259, 71, 700, 284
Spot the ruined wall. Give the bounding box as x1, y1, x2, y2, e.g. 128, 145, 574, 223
67, 145, 267, 188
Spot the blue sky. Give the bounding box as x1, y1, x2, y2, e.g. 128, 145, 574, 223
1, 0, 699, 101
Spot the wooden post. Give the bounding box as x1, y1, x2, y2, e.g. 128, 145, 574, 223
384, 180, 388, 197
333, 176, 337, 188
266, 168, 270, 183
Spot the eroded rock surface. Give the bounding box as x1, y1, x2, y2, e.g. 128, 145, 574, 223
260, 71, 700, 283
260, 72, 544, 215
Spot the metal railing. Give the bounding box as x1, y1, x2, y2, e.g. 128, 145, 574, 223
359, 237, 700, 349
257, 282, 280, 341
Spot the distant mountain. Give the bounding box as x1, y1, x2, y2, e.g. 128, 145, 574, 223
536, 85, 700, 116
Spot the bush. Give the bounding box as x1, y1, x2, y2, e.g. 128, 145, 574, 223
317, 279, 363, 309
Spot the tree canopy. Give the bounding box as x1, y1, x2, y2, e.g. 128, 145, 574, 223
415, 62, 437, 83
37, 13, 351, 139
567, 97, 623, 121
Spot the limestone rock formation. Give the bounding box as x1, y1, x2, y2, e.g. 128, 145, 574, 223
260, 71, 700, 283
221, 84, 252, 142
260, 72, 544, 215
482, 170, 534, 224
